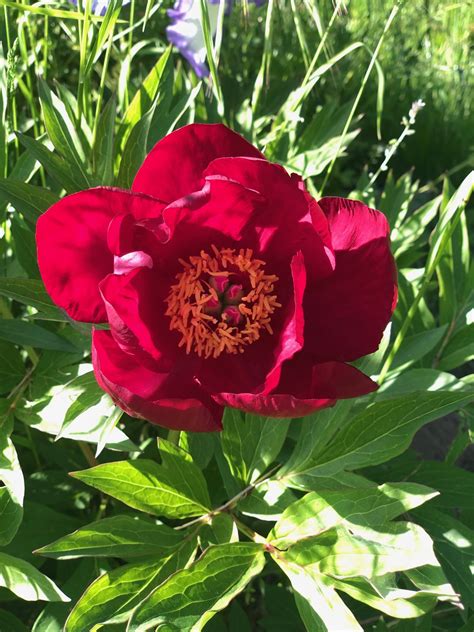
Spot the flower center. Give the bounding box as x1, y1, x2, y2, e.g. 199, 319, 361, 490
165, 245, 281, 359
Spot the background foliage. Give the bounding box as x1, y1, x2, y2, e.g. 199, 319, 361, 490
0, 0, 473, 630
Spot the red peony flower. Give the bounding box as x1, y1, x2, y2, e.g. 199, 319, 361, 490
36, 124, 397, 432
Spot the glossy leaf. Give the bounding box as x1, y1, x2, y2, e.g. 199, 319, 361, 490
36, 515, 184, 560
128, 543, 266, 632
222, 408, 290, 487
71, 456, 211, 519
0, 552, 69, 602
65, 540, 196, 631
271, 482, 438, 546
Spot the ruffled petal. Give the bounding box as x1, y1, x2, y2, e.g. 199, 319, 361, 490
36, 188, 164, 323
132, 123, 264, 202
213, 353, 377, 417
204, 157, 334, 279
305, 197, 397, 362
92, 329, 222, 432
151, 178, 264, 278
99, 268, 179, 370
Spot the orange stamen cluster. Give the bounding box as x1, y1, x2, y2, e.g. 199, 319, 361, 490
165, 245, 281, 359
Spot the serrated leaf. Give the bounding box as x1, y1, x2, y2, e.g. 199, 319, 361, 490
271, 482, 438, 546
0, 552, 69, 602
222, 408, 290, 487
128, 542, 266, 632
65, 540, 196, 631
72, 456, 211, 519
36, 516, 184, 560
286, 391, 474, 481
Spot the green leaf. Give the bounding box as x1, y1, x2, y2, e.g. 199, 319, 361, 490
10, 214, 40, 277
414, 507, 474, 610
92, 94, 116, 185
71, 456, 211, 519
221, 408, 290, 486
0, 423, 24, 545
239, 479, 298, 521
286, 130, 359, 177
0, 609, 29, 632
0, 552, 69, 602
65, 540, 196, 631
0, 340, 24, 394
119, 46, 172, 148
368, 459, 474, 511
405, 564, 458, 601
128, 542, 266, 632
390, 325, 448, 372
23, 372, 135, 451
198, 513, 237, 548
117, 105, 156, 188
38, 80, 90, 187
0, 179, 59, 223
0, 278, 64, 319
17, 133, 84, 193
270, 482, 438, 546
282, 564, 362, 631
0, 319, 78, 353
377, 369, 462, 399
31, 559, 95, 632
327, 576, 437, 619
36, 516, 184, 560
284, 522, 438, 578
278, 399, 357, 480
439, 324, 474, 371
286, 391, 474, 481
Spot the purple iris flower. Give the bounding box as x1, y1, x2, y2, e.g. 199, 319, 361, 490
68, 0, 129, 17
167, 0, 266, 77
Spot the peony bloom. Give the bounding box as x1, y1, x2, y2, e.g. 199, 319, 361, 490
167, 0, 265, 77
36, 124, 397, 432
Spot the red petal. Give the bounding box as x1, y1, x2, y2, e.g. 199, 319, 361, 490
204, 157, 334, 279
305, 197, 397, 362
132, 123, 264, 203
92, 329, 222, 432
99, 268, 179, 370
213, 354, 377, 417
36, 188, 164, 323
162, 177, 263, 250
